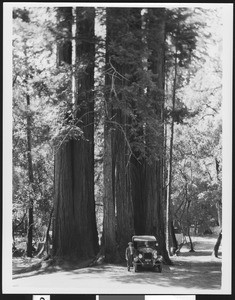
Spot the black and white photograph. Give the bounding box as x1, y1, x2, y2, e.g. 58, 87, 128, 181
2, 2, 233, 295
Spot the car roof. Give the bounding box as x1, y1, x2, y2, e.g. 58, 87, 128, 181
132, 235, 157, 242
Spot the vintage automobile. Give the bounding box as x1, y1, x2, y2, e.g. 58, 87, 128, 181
132, 235, 163, 273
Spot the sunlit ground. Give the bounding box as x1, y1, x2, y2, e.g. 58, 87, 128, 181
11, 235, 222, 294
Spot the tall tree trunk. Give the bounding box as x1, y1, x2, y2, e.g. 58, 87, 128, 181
144, 8, 171, 264
131, 156, 146, 235
76, 7, 99, 256
104, 8, 138, 259
22, 35, 35, 258
103, 113, 119, 262
101, 8, 120, 263
26, 94, 34, 257
166, 47, 177, 255
128, 8, 146, 236
53, 7, 99, 260
115, 111, 135, 259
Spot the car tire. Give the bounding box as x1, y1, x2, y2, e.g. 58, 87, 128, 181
157, 265, 162, 273
154, 265, 162, 273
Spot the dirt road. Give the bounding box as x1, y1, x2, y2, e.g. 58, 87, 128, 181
11, 236, 222, 294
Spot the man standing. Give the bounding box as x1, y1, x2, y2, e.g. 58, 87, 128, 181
125, 242, 135, 271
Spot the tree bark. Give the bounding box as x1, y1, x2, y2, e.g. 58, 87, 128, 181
53, 7, 99, 260
101, 8, 122, 263
215, 158, 222, 227
57, 7, 72, 65
102, 115, 119, 262
170, 220, 178, 254
37, 208, 53, 257
54, 139, 98, 259
144, 8, 171, 264
115, 111, 135, 259
131, 156, 146, 235
166, 48, 177, 255
186, 188, 195, 252
104, 8, 139, 260
212, 230, 222, 258
127, 8, 146, 237
22, 34, 35, 258
26, 93, 34, 258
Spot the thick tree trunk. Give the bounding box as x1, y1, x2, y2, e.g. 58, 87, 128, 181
54, 139, 98, 259
102, 117, 119, 262
101, 8, 122, 263
127, 8, 146, 237
144, 162, 160, 234
104, 8, 138, 260
115, 112, 135, 259
76, 7, 99, 257
53, 7, 99, 260
144, 8, 171, 264
131, 156, 146, 235
144, 160, 171, 264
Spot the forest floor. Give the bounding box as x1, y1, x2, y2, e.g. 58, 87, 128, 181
11, 235, 222, 294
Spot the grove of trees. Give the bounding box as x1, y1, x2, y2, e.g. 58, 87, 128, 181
12, 6, 223, 263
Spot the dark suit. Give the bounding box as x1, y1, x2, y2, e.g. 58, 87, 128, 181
125, 246, 135, 270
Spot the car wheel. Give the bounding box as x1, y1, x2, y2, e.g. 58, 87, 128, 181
157, 265, 162, 273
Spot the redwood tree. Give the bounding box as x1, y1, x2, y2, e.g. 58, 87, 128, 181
143, 8, 171, 264
53, 7, 99, 260
111, 8, 141, 259
102, 8, 119, 263
102, 8, 139, 261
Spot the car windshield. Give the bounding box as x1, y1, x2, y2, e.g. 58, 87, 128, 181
134, 241, 156, 249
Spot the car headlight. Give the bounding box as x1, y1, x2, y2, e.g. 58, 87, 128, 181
138, 254, 143, 259
134, 257, 139, 262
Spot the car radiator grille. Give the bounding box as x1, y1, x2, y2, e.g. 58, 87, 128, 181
144, 253, 152, 259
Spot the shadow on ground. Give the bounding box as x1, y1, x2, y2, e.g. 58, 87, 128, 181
12, 237, 222, 290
